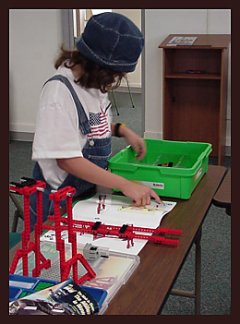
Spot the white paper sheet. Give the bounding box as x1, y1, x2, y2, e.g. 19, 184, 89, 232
40, 194, 176, 256
72, 194, 176, 229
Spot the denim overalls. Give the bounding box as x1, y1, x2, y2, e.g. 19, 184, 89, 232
30, 75, 112, 230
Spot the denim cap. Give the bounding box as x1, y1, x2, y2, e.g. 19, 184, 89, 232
76, 12, 144, 72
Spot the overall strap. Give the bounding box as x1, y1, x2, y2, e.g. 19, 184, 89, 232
44, 75, 91, 135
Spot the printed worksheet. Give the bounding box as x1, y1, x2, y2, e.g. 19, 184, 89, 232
72, 194, 176, 228
41, 194, 176, 255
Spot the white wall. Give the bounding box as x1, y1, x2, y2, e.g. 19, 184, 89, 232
9, 9, 231, 149
144, 9, 231, 148
9, 9, 62, 135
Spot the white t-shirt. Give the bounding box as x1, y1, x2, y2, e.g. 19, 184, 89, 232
32, 64, 112, 189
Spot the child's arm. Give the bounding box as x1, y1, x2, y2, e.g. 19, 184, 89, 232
57, 157, 161, 206
111, 123, 146, 160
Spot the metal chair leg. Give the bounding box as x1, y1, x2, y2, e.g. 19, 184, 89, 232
11, 210, 21, 232
109, 90, 119, 116
9, 192, 24, 232
126, 78, 135, 108
109, 79, 135, 115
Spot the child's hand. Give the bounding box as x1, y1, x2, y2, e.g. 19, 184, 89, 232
121, 180, 161, 206
119, 126, 146, 160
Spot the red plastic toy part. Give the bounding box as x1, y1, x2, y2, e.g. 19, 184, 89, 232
9, 178, 182, 285
9, 179, 50, 277
9, 179, 96, 284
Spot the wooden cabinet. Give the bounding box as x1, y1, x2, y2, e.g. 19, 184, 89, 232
159, 34, 230, 165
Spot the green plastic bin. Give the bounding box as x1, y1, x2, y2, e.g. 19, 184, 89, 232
108, 139, 212, 199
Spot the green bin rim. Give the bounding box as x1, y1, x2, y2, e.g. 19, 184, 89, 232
109, 139, 212, 172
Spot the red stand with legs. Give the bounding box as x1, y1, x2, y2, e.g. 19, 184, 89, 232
9, 179, 51, 277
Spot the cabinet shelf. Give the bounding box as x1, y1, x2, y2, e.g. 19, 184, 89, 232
159, 34, 231, 165
165, 73, 221, 80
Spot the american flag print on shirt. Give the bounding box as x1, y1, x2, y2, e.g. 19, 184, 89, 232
89, 111, 110, 138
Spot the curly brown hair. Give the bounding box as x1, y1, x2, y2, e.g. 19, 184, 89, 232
55, 46, 126, 93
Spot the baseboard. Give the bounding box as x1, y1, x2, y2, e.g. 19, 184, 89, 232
144, 131, 162, 139
115, 86, 142, 94
225, 145, 231, 156
10, 131, 34, 142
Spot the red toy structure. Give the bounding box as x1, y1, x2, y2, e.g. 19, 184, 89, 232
9, 178, 182, 285
9, 178, 51, 278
